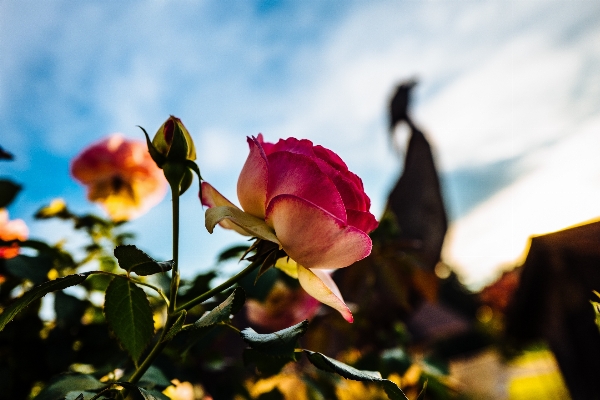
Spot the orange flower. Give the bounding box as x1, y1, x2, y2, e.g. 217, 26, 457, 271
71, 134, 167, 221
0, 209, 28, 259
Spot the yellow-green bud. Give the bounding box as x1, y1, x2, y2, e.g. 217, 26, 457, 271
152, 116, 196, 162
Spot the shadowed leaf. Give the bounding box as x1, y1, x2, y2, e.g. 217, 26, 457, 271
303, 350, 408, 400
104, 277, 154, 363
114, 245, 173, 276
162, 310, 187, 342
0, 273, 90, 331
241, 320, 308, 357
33, 374, 105, 400
0, 179, 21, 208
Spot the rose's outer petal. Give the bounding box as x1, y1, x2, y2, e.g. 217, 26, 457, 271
237, 137, 268, 218
346, 210, 379, 234
201, 182, 252, 236
297, 265, 353, 323
266, 152, 346, 223
266, 194, 372, 270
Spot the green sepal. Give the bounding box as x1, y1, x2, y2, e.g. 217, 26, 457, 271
0, 272, 91, 331
139, 125, 167, 168
179, 168, 194, 195
162, 310, 187, 343
114, 245, 173, 276
0, 179, 21, 208
303, 350, 409, 400
240, 319, 308, 358
185, 159, 203, 197
104, 276, 154, 364
32, 374, 105, 400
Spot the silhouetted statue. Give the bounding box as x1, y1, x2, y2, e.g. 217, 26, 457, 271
386, 80, 448, 271
505, 221, 600, 400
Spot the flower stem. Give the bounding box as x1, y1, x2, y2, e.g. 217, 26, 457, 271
169, 182, 180, 315
124, 181, 181, 386
175, 258, 261, 313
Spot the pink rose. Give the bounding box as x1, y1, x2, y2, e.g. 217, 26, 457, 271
71, 134, 167, 221
202, 135, 378, 322
0, 209, 28, 259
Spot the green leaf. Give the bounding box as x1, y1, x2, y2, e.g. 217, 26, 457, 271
114, 245, 173, 276
138, 365, 172, 390
240, 320, 308, 357
303, 350, 408, 400
205, 206, 281, 245
217, 244, 251, 263
162, 310, 187, 342
117, 379, 170, 399
0, 179, 21, 208
33, 374, 105, 400
182, 288, 245, 351
188, 287, 246, 330
104, 276, 154, 363
4, 254, 53, 284
0, 273, 90, 331
65, 392, 97, 400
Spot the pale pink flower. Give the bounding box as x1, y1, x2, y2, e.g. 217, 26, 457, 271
71, 134, 167, 221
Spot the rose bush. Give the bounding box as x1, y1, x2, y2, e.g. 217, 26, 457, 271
202, 135, 378, 322
71, 134, 167, 221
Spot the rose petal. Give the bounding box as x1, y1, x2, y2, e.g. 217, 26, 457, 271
346, 210, 379, 234
313, 145, 348, 172
270, 137, 315, 157
266, 152, 346, 222
297, 265, 353, 323
314, 159, 368, 211
265, 194, 372, 269
237, 136, 269, 218
201, 182, 252, 236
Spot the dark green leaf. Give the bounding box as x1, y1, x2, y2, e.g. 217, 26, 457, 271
33, 374, 105, 400
138, 387, 170, 400
138, 365, 172, 390
0, 179, 21, 208
188, 287, 246, 331
241, 320, 308, 357
4, 254, 53, 284
303, 350, 408, 400
104, 277, 154, 363
182, 288, 245, 351
162, 310, 187, 342
0, 273, 90, 331
114, 245, 173, 276
243, 348, 295, 376
0, 146, 14, 160
65, 392, 96, 400
217, 244, 251, 263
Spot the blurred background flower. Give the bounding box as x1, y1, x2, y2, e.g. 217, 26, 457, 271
0, 209, 28, 259
70, 134, 167, 221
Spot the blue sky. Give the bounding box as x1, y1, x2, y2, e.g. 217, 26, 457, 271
2, 1, 600, 288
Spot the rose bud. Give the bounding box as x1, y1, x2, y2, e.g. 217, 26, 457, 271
152, 116, 196, 163
71, 134, 167, 221
202, 134, 378, 322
